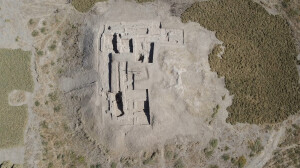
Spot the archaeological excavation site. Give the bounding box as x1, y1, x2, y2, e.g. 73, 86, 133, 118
0, 0, 300, 168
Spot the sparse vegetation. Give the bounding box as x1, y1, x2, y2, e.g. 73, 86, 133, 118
90, 164, 102, 168
204, 148, 214, 158
181, 0, 300, 124
211, 105, 219, 118
29, 19, 34, 25
40, 120, 48, 129
48, 42, 57, 51
47, 162, 53, 168
174, 158, 184, 168
31, 30, 39, 37
0, 49, 33, 148
0, 161, 13, 168
279, 123, 300, 147
35, 101, 40, 106
237, 156, 247, 168
281, 0, 300, 20
53, 105, 61, 112
48, 92, 58, 101
71, 0, 107, 13
265, 146, 300, 167
37, 50, 44, 56
40, 27, 47, 34
136, 0, 154, 3
165, 150, 173, 160
248, 138, 264, 156
209, 165, 219, 168
143, 152, 157, 165
210, 139, 218, 148
110, 162, 117, 168
222, 154, 230, 161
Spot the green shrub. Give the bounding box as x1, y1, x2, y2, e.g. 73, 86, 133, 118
204, 148, 213, 158
212, 105, 219, 118
31, 30, 39, 37
40, 120, 48, 129
48, 44, 56, 51
210, 139, 218, 148
28, 19, 34, 25
222, 154, 230, 161
78, 156, 85, 164
48, 162, 53, 168
165, 150, 173, 160
248, 138, 264, 156
237, 156, 247, 168
48, 92, 58, 101
35, 101, 40, 106
53, 105, 61, 112
110, 162, 117, 168
40, 27, 46, 34
37, 50, 43, 56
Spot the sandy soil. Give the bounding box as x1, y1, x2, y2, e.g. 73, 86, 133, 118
0, 0, 299, 168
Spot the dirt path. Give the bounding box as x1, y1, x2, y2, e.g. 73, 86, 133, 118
246, 127, 285, 168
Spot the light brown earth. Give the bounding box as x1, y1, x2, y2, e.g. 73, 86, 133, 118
0, 0, 299, 168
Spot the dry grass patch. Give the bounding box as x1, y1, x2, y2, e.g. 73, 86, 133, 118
0, 49, 33, 148
181, 0, 300, 124
71, 0, 107, 13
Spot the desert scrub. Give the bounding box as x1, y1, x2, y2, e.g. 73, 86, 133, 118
71, 0, 107, 13
35, 101, 40, 106
237, 156, 247, 168
181, 0, 300, 124
90, 164, 102, 168
53, 105, 61, 112
248, 138, 264, 156
210, 139, 218, 148
264, 146, 300, 167
0, 49, 33, 148
31, 30, 39, 37
174, 158, 184, 168
48, 44, 56, 51
143, 152, 157, 165
209, 165, 219, 168
37, 50, 43, 56
204, 148, 213, 158
222, 154, 230, 161
48, 92, 58, 101
28, 18, 34, 25
110, 162, 117, 168
40, 27, 47, 34
136, 0, 154, 3
211, 105, 219, 118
